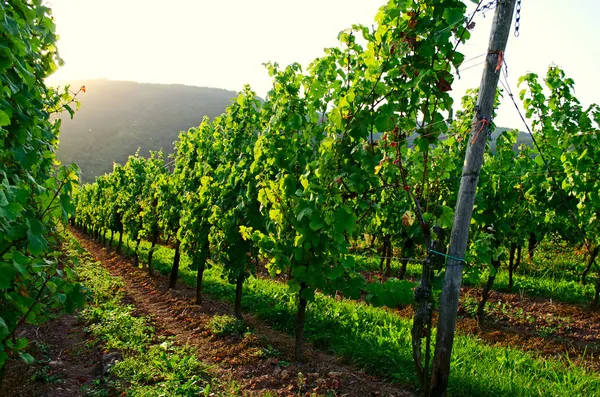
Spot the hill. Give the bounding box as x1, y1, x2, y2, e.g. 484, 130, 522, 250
489, 127, 533, 152
54, 79, 238, 182
369, 126, 531, 151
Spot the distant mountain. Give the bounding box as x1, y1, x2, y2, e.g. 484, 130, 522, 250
54, 79, 238, 182
369, 126, 531, 151
489, 127, 533, 152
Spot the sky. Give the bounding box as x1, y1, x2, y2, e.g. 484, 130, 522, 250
46, 0, 600, 129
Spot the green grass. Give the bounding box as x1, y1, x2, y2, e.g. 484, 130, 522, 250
206, 315, 251, 337
64, 234, 241, 397
101, 230, 600, 397
350, 245, 596, 304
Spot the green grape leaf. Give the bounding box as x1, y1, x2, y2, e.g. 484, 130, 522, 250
0, 262, 16, 289
289, 114, 302, 130
437, 205, 454, 228
296, 205, 313, 222
0, 202, 24, 221
334, 207, 357, 235
309, 212, 324, 231
0, 109, 10, 126
26, 218, 47, 255
443, 8, 465, 25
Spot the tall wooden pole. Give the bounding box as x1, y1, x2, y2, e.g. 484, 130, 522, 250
429, 1, 517, 396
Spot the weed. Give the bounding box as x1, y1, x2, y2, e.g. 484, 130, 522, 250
297, 371, 306, 394
64, 235, 219, 396
538, 325, 558, 337
461, 295, 479, 317
256, 344, 280, 358
514, 307, 524, 318
206, 315, 250, 337
81, 377, 120, 397
32, 340, 51, 358
110, 342, 211, 396
526, 315, 535, 324
278, 360, 291, 367
30, 364, 63, 384
85, 305, 153, 353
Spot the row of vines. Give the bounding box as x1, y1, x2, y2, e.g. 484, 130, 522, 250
0, 0, 84, 378
73, 0, 599, 395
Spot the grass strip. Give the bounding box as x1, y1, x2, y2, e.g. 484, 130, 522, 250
352, 254, 595, 304
65, 234, 238, 397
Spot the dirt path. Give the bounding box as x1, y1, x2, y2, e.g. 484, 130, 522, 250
71, 229, 414, 397
457, 287, 600, 365
394, 283, 600, 371
1, 315, 102, 397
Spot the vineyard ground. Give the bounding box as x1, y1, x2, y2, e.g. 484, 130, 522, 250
72, 229, 414, 396
2, 231, 414, 397
353, 267, 600, 369
72, 228, 599, 396
128, 230, 600, 371
2, 314, 103, 397
351, 250, 597, 305
255, 257, 600, 370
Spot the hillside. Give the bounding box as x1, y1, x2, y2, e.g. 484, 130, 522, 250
370, 126, 531, 152
488, 127, 533, 152
54, 79, 238, 182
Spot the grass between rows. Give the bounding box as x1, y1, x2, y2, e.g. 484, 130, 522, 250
351, 249, 596, 304
102, 230, 600, 397
65, 234, 248, 397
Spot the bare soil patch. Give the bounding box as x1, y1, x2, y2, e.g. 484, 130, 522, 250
1, 315, 102, 397
393, 286, 600, 371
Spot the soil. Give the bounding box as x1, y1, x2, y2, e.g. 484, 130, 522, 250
457, 287, 600, 369
392, 285, 600, 371
1, 315, 102, 397
68, 228, 414, 397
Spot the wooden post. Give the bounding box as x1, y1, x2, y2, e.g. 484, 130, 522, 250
429, 1, 517, 396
